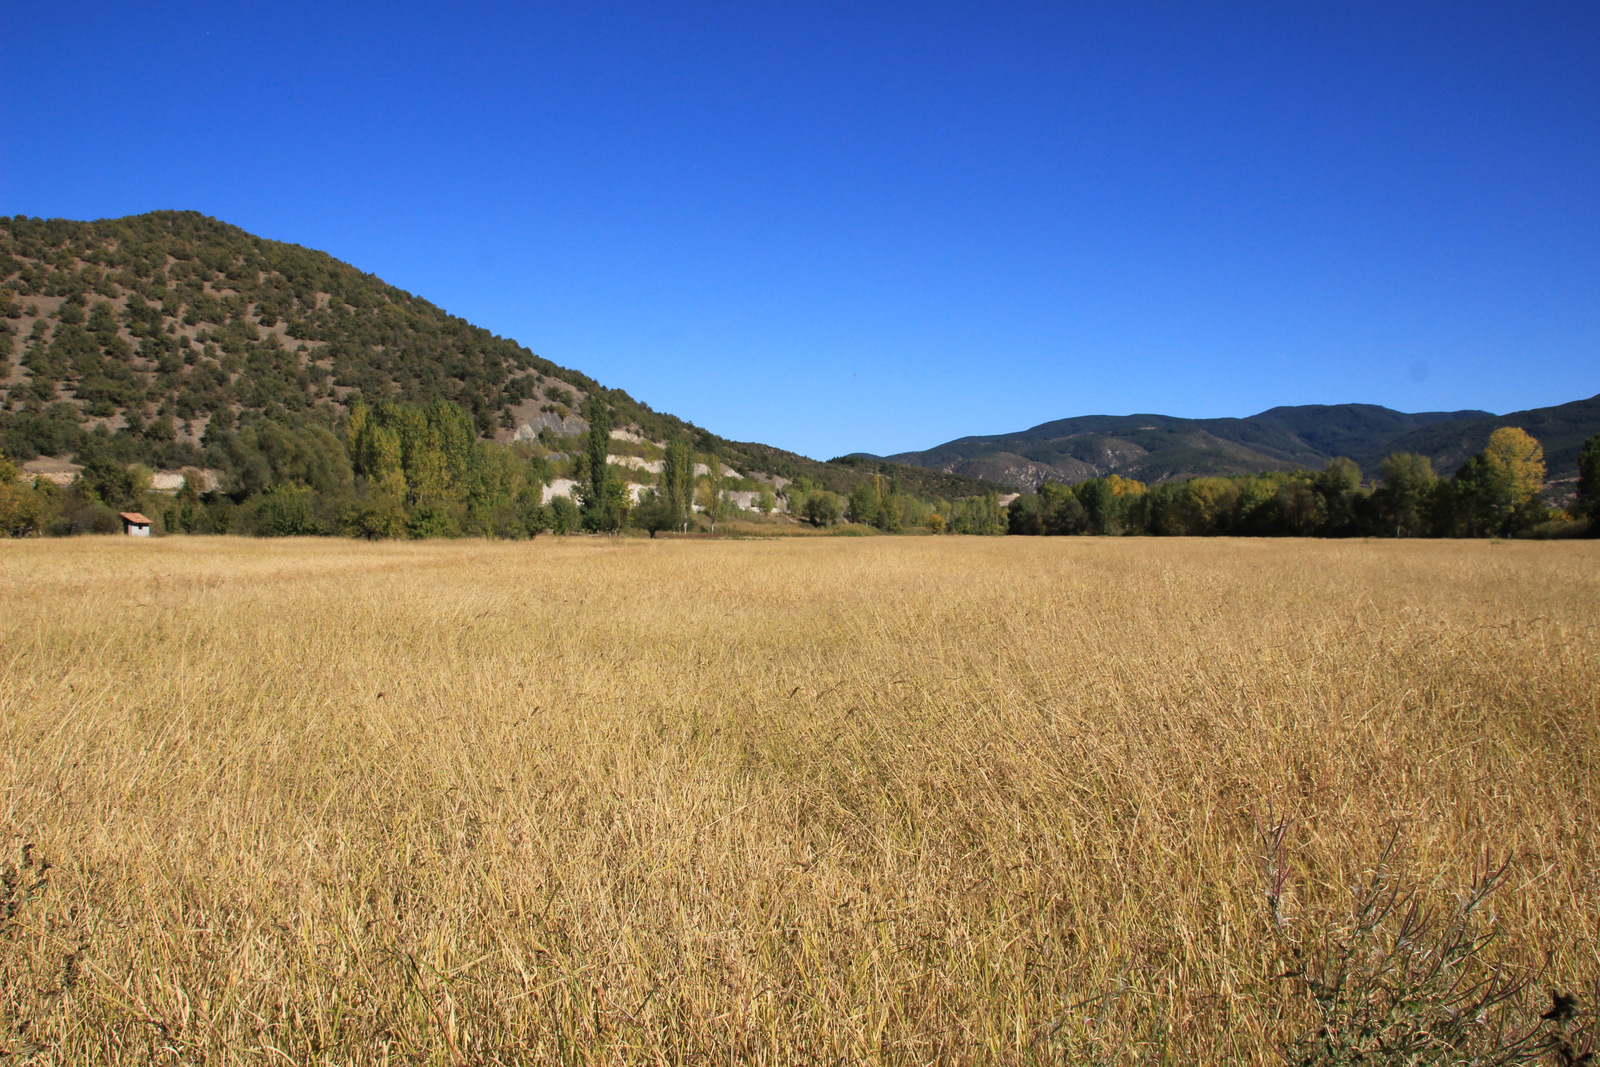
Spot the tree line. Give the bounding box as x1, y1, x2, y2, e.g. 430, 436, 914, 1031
1006, 427, 1599, 539
3, 408, 1596, 540
0, 393, 996, 539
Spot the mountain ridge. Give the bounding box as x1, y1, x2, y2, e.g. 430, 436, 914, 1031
870, 397, 1598, 491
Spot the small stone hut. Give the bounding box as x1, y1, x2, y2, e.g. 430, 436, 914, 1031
119, 512, 152, 537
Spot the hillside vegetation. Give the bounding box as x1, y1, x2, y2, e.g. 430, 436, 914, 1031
1, 536, 1596, 1063
0, 211, 1002, 504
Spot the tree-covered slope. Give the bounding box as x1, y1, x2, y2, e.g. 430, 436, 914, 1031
884, 413, 1325, 488
0, 211, 1004, 501
880, 400, 1596, 491
1363, 394, 1600, 487
1245, 404, 1489, 462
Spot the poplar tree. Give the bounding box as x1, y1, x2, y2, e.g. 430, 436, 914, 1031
661, 437, 694, 532
579, 394, 619, 532
699, 450, 726, 533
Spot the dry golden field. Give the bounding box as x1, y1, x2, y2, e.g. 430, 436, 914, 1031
0, 535, 1596, 1065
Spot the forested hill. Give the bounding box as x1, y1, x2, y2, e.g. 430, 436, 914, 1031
878, 399, 1600, 491
0, 211, 1002, 501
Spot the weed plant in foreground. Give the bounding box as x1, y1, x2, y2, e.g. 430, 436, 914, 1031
0, 536, 1596, 1064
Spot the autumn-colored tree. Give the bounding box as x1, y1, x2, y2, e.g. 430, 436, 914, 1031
1482, 426, 1545, 507
1447, 427, 1547, 536
0, 451, 53, 537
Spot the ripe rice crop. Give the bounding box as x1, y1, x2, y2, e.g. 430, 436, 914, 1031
1, 536, 1596, 1064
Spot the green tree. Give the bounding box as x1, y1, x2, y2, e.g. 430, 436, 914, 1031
1375, 453, 1437, 537
75, 454, 144, 510
1575, 434, 1600, 531
547, 493, 580, 534
698, 452, 726, 532
1314, 458, 1363, 535
340, 476, 408, 539
848, 481, 880, 526
801, 489, 842, 527
462, 442, 522, 535
1450, 427, 1547, 537
578, 395, 620, 532
949, 491, 1006, 535
1006, 492, 1045, 535
660, 437, 695, 533
251, 484, 325, 536
631, 488, 674, 537
1037, 482, 1088, 535
0, 451, 53, 537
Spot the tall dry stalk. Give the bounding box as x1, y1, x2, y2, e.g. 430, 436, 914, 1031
0, 536, 1595, 1064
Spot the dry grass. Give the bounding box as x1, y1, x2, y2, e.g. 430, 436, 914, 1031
0, 535, 1596, 1064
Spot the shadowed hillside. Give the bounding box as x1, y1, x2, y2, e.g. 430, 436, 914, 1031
876, 399, 1600, 490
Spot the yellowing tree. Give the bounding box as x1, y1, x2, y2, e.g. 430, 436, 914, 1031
1482, 426, 1545, 506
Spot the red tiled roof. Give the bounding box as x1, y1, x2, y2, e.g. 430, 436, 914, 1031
119, 512, 152, 524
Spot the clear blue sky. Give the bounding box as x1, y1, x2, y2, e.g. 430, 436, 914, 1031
3, 2, 1596, 459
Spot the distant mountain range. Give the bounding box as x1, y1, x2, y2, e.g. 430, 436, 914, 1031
862, 396, 1600, 492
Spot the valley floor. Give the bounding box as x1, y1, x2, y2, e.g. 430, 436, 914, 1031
1, 536, 1596, 1064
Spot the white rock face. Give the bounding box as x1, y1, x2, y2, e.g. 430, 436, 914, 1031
512, 412, 588, 440
609, 455, 664, 474
542, 479, 579, 504
725, 490, 772, 511
148, 469, 222, 493
542, 479, 651, 505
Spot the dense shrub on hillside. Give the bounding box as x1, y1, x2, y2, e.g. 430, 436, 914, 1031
1, 212, 1003, 507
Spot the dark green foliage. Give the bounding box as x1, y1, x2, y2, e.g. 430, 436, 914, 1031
847, 481, 880, 527
547, 494, 580, 534
630, 489, 675, 537
945, 492, 1006, 535
250, 484, 327, 536
221, 419, 352, 497
660, 438, 694, 533
0, 405, 85, 461
578, 395, 622, 532
1006, 434, 1569, 539
1575, 434, 1600, 530
1372, 453, 1437, 537
75, 454, 145, 510
800, 489, 843, 527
